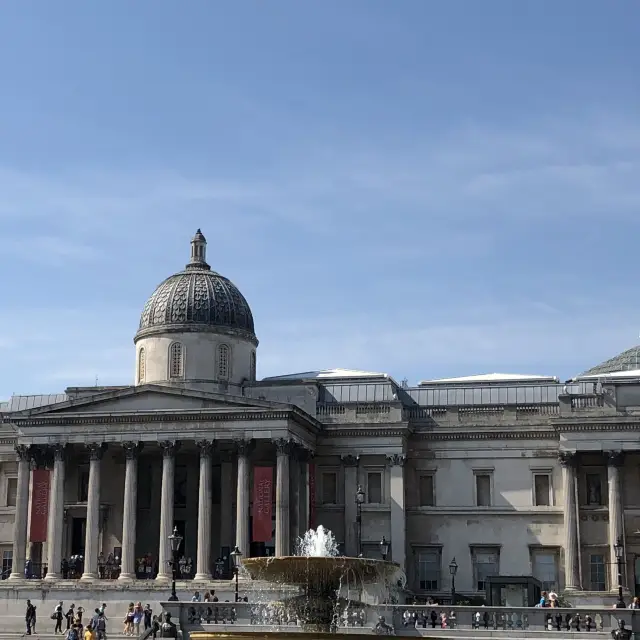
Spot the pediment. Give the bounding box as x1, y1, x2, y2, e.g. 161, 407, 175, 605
8, 384, 285, 417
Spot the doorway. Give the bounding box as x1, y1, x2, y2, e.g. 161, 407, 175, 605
71, 518, 86, 556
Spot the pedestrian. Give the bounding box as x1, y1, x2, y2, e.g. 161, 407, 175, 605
53, 601, 64, 634
95, 612, 107, 640
143, 605, 152, 630
66, 623, 80, 640
133, 602, 143, 636
66, 604, 75, 630
26, 599, 36, 635
84, 623, 95, 640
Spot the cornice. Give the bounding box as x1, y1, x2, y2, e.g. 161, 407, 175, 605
415, 429, 558, 441
322, 425, 410, 438
555, 422, 640, 432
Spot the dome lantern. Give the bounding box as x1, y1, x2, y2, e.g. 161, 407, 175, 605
187, 228, 210, 270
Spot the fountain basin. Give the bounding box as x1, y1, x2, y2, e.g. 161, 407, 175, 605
242, 556, 400, 586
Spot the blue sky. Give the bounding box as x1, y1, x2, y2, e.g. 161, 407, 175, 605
1, 1, 640, 396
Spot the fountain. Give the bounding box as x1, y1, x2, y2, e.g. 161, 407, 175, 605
187, 526, 401, 638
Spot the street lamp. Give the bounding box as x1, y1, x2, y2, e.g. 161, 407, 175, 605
449, 557, 458, 606
355, 485, 365, 556
231, 546, 242, 602
168, 526, 183, 602
379, 536, 389, 561
614, 536, 626, 608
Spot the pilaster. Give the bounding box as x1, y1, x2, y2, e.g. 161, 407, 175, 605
341, 454, 359, 557
386, 453, 406, 571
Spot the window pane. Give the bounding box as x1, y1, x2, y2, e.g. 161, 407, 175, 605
586, 474, 602, 505
590, 554, 606, 591
534, 474, 550, 506
533, 552, 557, 591
418, 551, 440, 591
419, 475, 434, 506
474, 550, 499, 591
321, 473, 337, 504
367, 472, 382, 503
476, 475, 491, 506
6, 478, 17, 507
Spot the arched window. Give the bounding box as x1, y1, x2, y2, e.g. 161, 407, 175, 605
250, 351, 257, 382
169, 342, 184, 378
138, 348, 146, 383
217, 344, 230, 381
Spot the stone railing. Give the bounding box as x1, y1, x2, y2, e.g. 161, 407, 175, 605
163, 601, 636, 637
315, 403, 403, 424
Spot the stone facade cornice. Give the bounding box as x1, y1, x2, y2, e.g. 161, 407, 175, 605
323, 425, 410, 438
415, 429, 558, 441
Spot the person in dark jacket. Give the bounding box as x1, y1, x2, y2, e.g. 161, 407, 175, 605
26, 600, 36, 635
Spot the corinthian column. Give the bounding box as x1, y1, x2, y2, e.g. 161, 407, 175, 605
44, 444, 67, 581
607, 451, 625, 591
387, 454, 406, 571
341, 454, 359, 557
275, 439, 292, 557
81, 443, 105, 580
559, 451, 579, 590
235, 440, 252, 558
118, 442, 142, 582
9, 445, 31, 580
289, 448, 301, 550
195, 440, 214, 581
156, 440, 179, 582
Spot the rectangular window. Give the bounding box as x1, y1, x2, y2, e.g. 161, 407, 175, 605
419, 474, 435, 506
78, 468, 90, 503
321, 472, 337, 505
589, 554, 606, 591
6, 478, 17, 507
473, 548, 499, 591
532, 551, 558, 592
586, 473, 603, 505
475, 473, 492, 507
534, 474, 551, 506
367, 472, 382, 504
417, 550, 441, 591
2, 550, 12, 577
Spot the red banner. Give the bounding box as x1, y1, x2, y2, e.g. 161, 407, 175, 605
30, 469, 50, 542
252, 466, 273, 543
309, 463, 316, 529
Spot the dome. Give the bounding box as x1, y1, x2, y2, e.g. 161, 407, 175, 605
134, 230, 257, 343
579, 344, 640, 378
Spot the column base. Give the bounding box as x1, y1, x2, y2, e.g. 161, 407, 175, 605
193, 573, 212, 582
117, 573, 136, 582
155, 573, 171, 583
80, 572, 99, 582
7, 572, 26, 581
44, 572, 61, 582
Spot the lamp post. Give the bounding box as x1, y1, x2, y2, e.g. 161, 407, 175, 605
379, 536, 389, 561
168, 526, 183, 602
449, 557, 458, 606
231, 546, 242, 602
355, 485, 365, 556
614, 536, 626, 608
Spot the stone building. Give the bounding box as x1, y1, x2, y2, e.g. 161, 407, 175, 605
1, 229, 640, 606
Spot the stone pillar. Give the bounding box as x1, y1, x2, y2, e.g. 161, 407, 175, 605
156, 440, 179, 582
219, 451, 233, 552
275, 439, 292, 557
290, 449, 301, 550
81, 443, 105, 580
559, 452, 579, 590
118, 442, 142, 582
387, 454, 406, 571
607, 451, 625, 591
298, 450, 312, 534
9, 445, 31, 580
195, 440, 214, 581
235, 440, 252, 558
342, 454, 359, 557
44, 444, 67, 581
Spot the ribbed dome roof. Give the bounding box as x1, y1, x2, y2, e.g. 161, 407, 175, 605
135, 230, 256, 341
579, 344, 640, 377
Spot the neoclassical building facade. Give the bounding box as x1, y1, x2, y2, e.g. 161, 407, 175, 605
1, 229, 640, 605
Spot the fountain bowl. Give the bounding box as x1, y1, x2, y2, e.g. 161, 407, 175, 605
242, 555, 400, 586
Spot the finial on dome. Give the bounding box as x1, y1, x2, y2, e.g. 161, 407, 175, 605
187, 229, 210, 270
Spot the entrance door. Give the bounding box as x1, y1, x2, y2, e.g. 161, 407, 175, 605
71, 518, 86, 556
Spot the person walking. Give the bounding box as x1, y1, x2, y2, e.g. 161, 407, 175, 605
143, 605, 152, 631
132, 603, 143, 637
53, 601, 64, 634
26, 600, 36, 635
66, 604, 76, 631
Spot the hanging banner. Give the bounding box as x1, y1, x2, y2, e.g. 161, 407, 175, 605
309, 462, 316, 529
252, 466, 273, 543
30, 469, 50, 542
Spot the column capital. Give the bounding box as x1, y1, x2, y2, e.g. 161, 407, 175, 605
15, 444, 31, 462
234, 439, 254, 457
196, 440, 215, 458
86, 443, 106, 461
341, 453, 359, 467
558, 451, 577, 468
122, 441, 143, 460
606, 450, 625, 467
51, 443, 67, 462
159, 440, 180, 458
386, 453, 406, 467
274, 438, 294, 456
